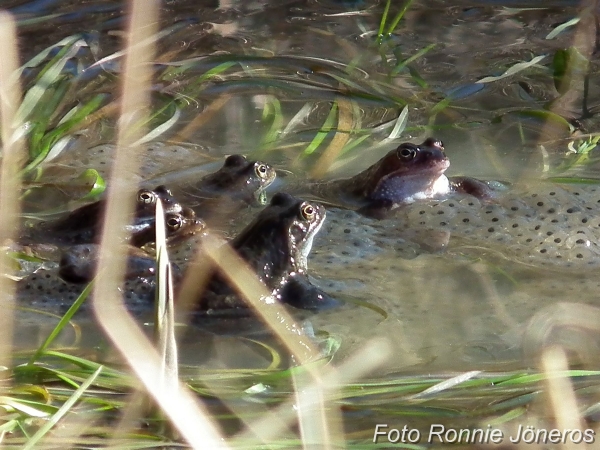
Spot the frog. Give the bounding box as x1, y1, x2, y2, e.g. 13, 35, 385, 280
57, 208, 203, 283
167, 155, 277, 221
304, 138, 495, 217
20, 193, 333, 323
26, 185, 197, 247
194, 192, 338, 316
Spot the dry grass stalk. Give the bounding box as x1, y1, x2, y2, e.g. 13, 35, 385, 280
0, 11, 26, 371
89, 0, 229, 447
541, 346, 584, 450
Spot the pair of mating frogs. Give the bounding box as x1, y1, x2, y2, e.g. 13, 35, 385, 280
21, 137, 600, 321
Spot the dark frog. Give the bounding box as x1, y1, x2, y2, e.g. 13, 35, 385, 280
176, 154, 277, 214
58, 208, 202, 283
195, 192, 337, 315
28, 185, 199, 247
309, 138, 495, 216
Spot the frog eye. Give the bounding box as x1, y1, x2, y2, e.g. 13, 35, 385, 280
300, 203, 317, 221
255, 163, 270, 178
166, 214, 183, 231
137, 190, 157, 205
397, 146, 417, 160
423, 138, 444, 150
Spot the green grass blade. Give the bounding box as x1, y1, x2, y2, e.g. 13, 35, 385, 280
385, 0, 415, 36
19, 35, 82, 74
22, 366, 102, 450
281, 102, 314, 138
77, 169, 106, 201
303, 101, 338, 156
392, 43, 436, 75
16, 41, 84, 124
135, 104, 182, 146
27, 282, 93, 365
260, 96, 284, 149
377, 0, 391, 43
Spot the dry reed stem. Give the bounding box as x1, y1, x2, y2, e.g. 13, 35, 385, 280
90, 1, 229, 448
0, 11, 25, 371
541, 346, 584, 450
172, 95, 232, 142
201, 235, 339, 445
201, 235, 319, 362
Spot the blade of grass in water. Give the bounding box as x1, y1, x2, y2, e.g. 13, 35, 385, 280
22, 366, 103, 450
376, 0, 391, 43
16, 39, 86, 124
477, 54, 547, 83
312, 95, 354, 178
385, 0, 414, 36
280, 102, 314, 139
302, 101, 338, 156
260, 96, 284, 150
392, 43, 436, 75
27, 282, 94, 365
135, 104, 181, 146
77, 169, 106, 201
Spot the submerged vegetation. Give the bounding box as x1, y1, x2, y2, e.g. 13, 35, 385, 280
1, 0, 600, 447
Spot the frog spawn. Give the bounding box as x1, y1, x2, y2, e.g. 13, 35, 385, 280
17, 269, 156, 315
396, 182, 600, 269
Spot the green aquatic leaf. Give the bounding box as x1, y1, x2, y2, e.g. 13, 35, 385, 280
552, 47, 589, 94
512, 109, 574, 133
476, 54, 547, 84
19, 35, 84, 74
303, 101, 338, 156
392, 43, 435, 75
22, 93, 107, 174
17, 40, 86, 124
260, 96, 284, 149
377, 0, 392, 43
280, 102, 314, 139
497, 370, 600, 386
546, 17, 580, 40
135, 104, 182, 145
77, 169, 106, 201
0, 396, 54, 417
547, 177, 600, 184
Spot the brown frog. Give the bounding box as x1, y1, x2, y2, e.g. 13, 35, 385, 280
306, 138, 494, 216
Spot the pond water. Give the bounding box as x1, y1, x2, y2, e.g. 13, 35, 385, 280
9, 0, 600, 445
